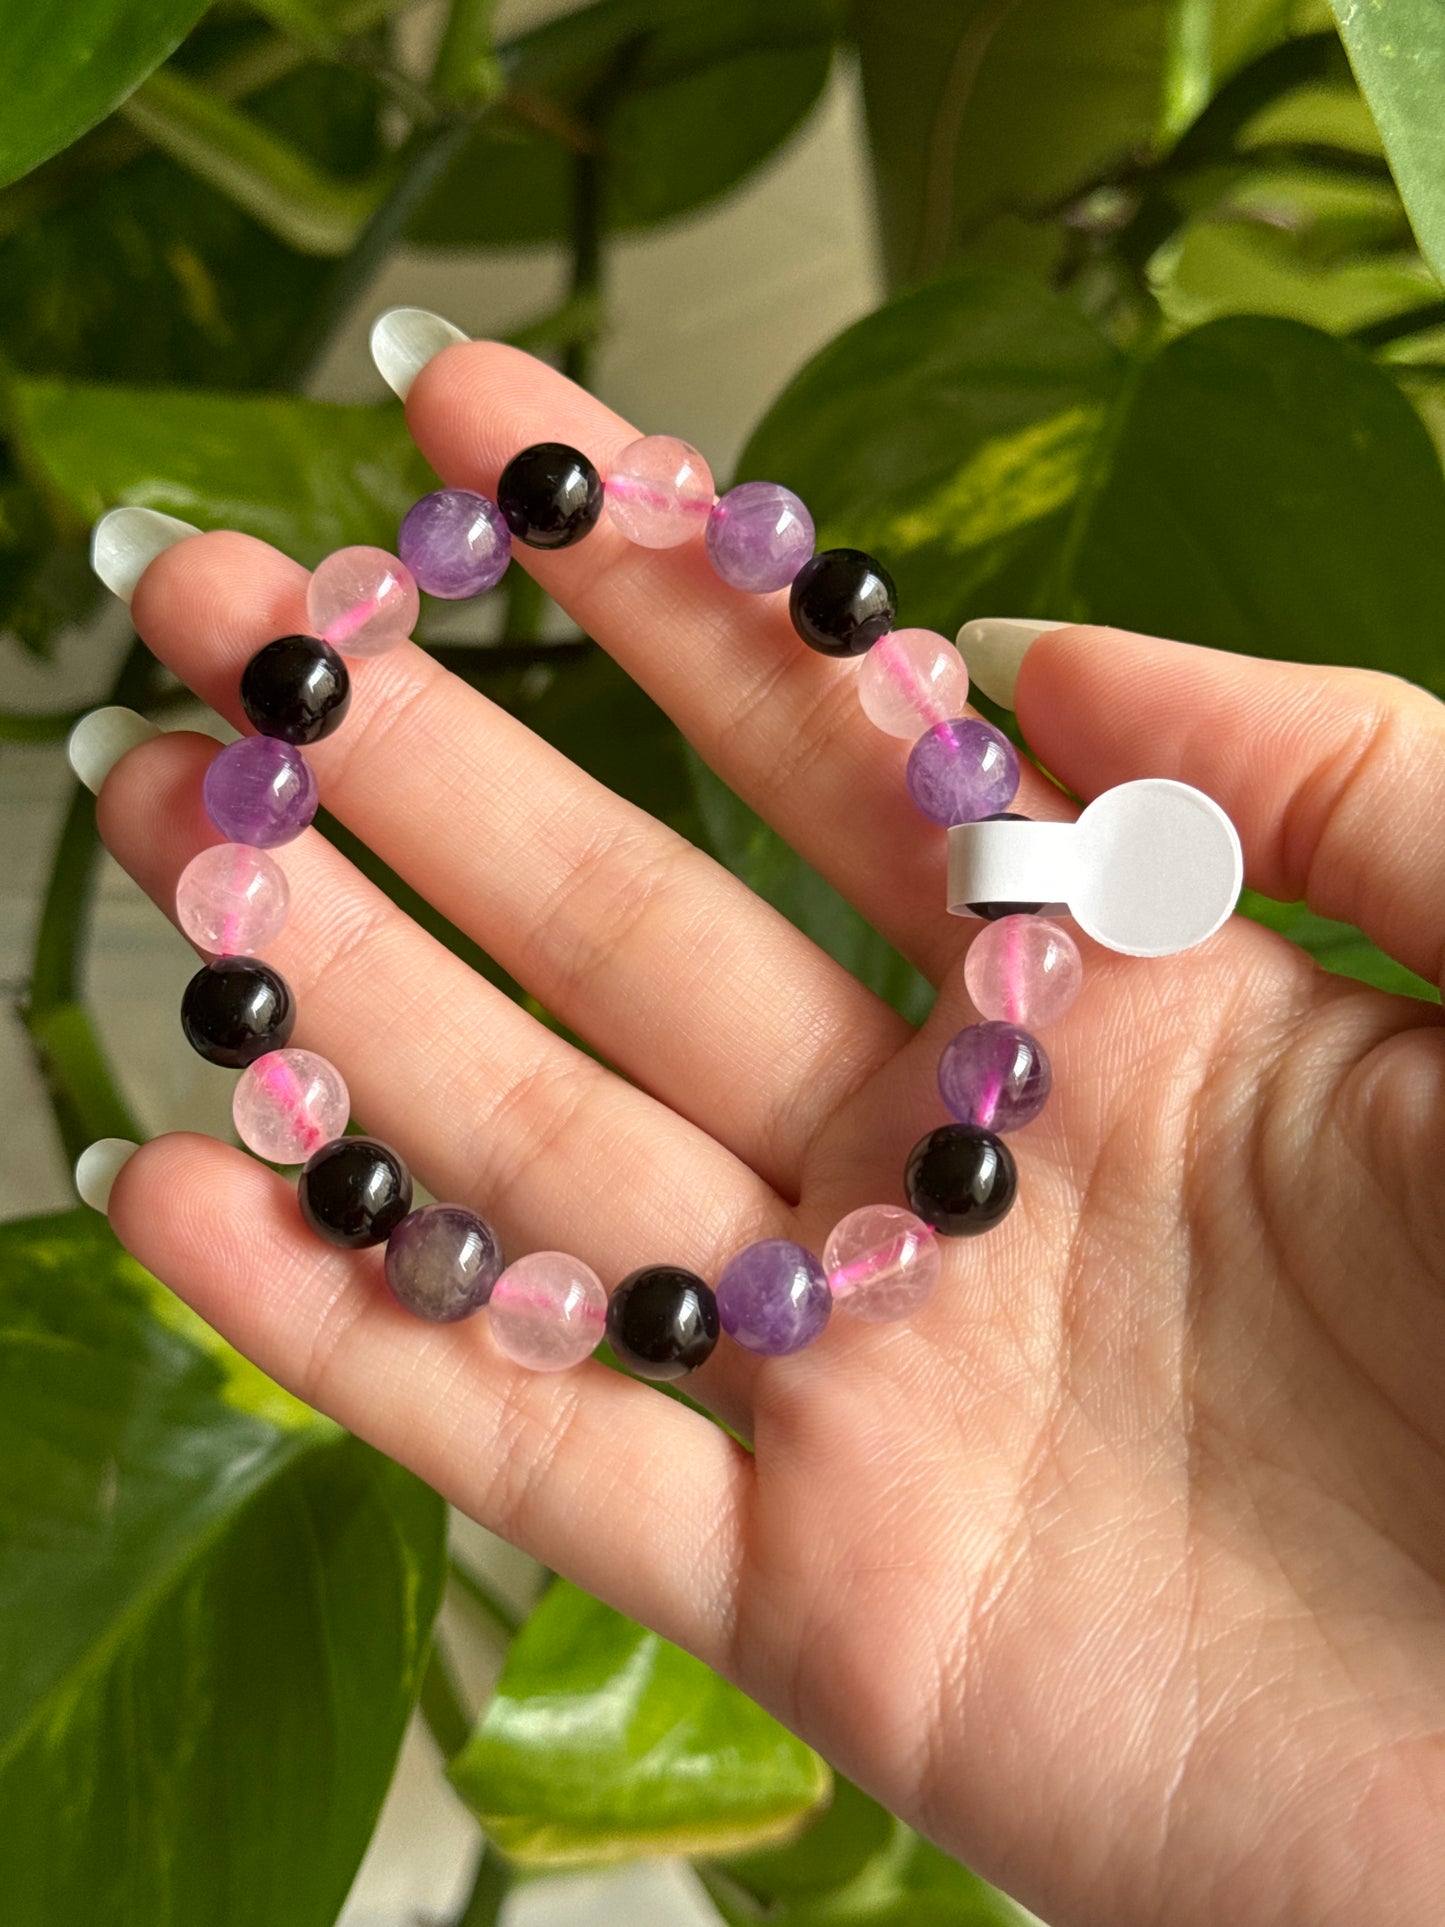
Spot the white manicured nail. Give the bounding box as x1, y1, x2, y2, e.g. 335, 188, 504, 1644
370, 307, 470, 400
90, 505, 200, 604
75, 1138, 139, 1213
954, 617, 1070, 709
67, 706, 162, 794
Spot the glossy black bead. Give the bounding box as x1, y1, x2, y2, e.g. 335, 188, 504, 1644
298, 1137, 413, 1249
496, 442, 603, 550
789, 547, 897, 657
240, 635, 351, 746
606, 1266, 720, 1381
967, 811, 1045, 921
905, 1125, 1018, 1238
180, 956, 296, 1068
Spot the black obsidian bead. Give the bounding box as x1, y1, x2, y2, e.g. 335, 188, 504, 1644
905, 1125, 1018, 1238
967, 811, 1046, 921
496, 442, 603, 550
789, 547, 897, 656
298, 1137, 413, 1249
607, 1266, 720, 1381
240, 635, 351, 746
180, 956, 296, 1068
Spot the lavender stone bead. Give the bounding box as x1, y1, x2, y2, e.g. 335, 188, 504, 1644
385, 1203, 503, 1323
203, 736, 318, 847
905, 717, 1019, 827
399, 489, 511, 599
938, 1020, 1051, 1133
705, 481, 814, 593
715, 1238, 831, 1356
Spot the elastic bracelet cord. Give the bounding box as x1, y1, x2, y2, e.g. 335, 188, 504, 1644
173, 432, 1079, 1380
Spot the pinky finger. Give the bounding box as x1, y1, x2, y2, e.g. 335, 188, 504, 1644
105, 1132, 750, 1667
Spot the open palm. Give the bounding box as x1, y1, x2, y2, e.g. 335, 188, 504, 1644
96, 339, 1445, 1927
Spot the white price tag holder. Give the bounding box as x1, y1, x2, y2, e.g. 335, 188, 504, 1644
947, 778, 1244, 958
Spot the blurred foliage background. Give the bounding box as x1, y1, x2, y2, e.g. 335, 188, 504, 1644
1, 0, 1443, 1922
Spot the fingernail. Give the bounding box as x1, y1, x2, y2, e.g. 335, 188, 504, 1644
67, 705, 162, 795
75, 1138, 139, 1213
370, 306, 470, 400
955, 618, 1070, 709
91, 505, 200, 604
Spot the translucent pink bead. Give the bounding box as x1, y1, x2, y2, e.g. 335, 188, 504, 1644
306, 546, 418, 657
488, 1252, 607, 1371
964, 916, 1082, 1028
176, 843, 290, 955
605, 435, 714, 548
823, 1205, 941, 1323
232, 1048, 349, 1163
857, 629, 970, 738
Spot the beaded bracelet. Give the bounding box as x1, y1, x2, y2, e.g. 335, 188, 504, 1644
170, 427, 1238, 1382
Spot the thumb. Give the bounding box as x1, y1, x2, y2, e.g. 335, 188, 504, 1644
998, 623, 1445, 988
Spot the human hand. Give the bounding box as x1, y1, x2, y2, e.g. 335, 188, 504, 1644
84, 331, 1445, 1927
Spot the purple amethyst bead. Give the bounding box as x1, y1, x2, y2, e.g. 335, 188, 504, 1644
905, 717, 1019, 826
705, 481, 815, 593
399, 488, 511, 600
203, 736, 318, 848
715, 1238, 831, 1356
938, 1021, 1051, 1133
385, 1203, 503, 1323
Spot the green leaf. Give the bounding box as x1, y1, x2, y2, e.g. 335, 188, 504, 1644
449, 1579, 831, 1865
852, 0, 1175, 287
703, 1780, 1028, 1923
741, 275, 1445, 689
0, 1208, 448, 1927
1239, 889, 1440, 999
737, 270, 1127, 635
0, 0, 213, 189
411, 0, 839, 246
0, 59, 384, 386
1330, 0, 1445, 283
1068, 315, 1445, 690
10, 380, 434, 562
119, 63, 384, 256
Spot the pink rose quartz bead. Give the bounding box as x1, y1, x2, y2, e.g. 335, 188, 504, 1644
232, 1048, 349, 1163
176, 843, 290, 955
964, 915, 1082, 1028
824, 1205, 941, 1323
488, 1251, 607, 1371
605, 435, 715, 548
857, 629, 970, 739
306, 546, 419, 657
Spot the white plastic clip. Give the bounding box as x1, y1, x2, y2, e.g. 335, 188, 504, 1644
947, 778, 1243, 958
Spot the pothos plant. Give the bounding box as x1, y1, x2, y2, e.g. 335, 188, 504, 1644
1, 1, 1443, 1923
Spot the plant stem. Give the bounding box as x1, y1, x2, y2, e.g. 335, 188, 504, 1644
277, 109, 479, 391
453, 1840, 512, 1926
430, 0, 503, 106
22, 636, 156, 1163
418, 1639, 473, 1762
448, 1554, 524, 1640
1352, 300, 1445, 350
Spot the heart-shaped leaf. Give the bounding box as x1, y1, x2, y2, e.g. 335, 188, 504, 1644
10, 381, 434, 563
449, 1579, 830, 1864
0, 1208, 448, 1927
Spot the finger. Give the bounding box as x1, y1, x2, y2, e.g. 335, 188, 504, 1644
129, 531, 908, 1193
108, 1133, 749, 1667
1016, 625, 1445, 988
400, 337, 1074, 985
97, 729, 771, 1434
